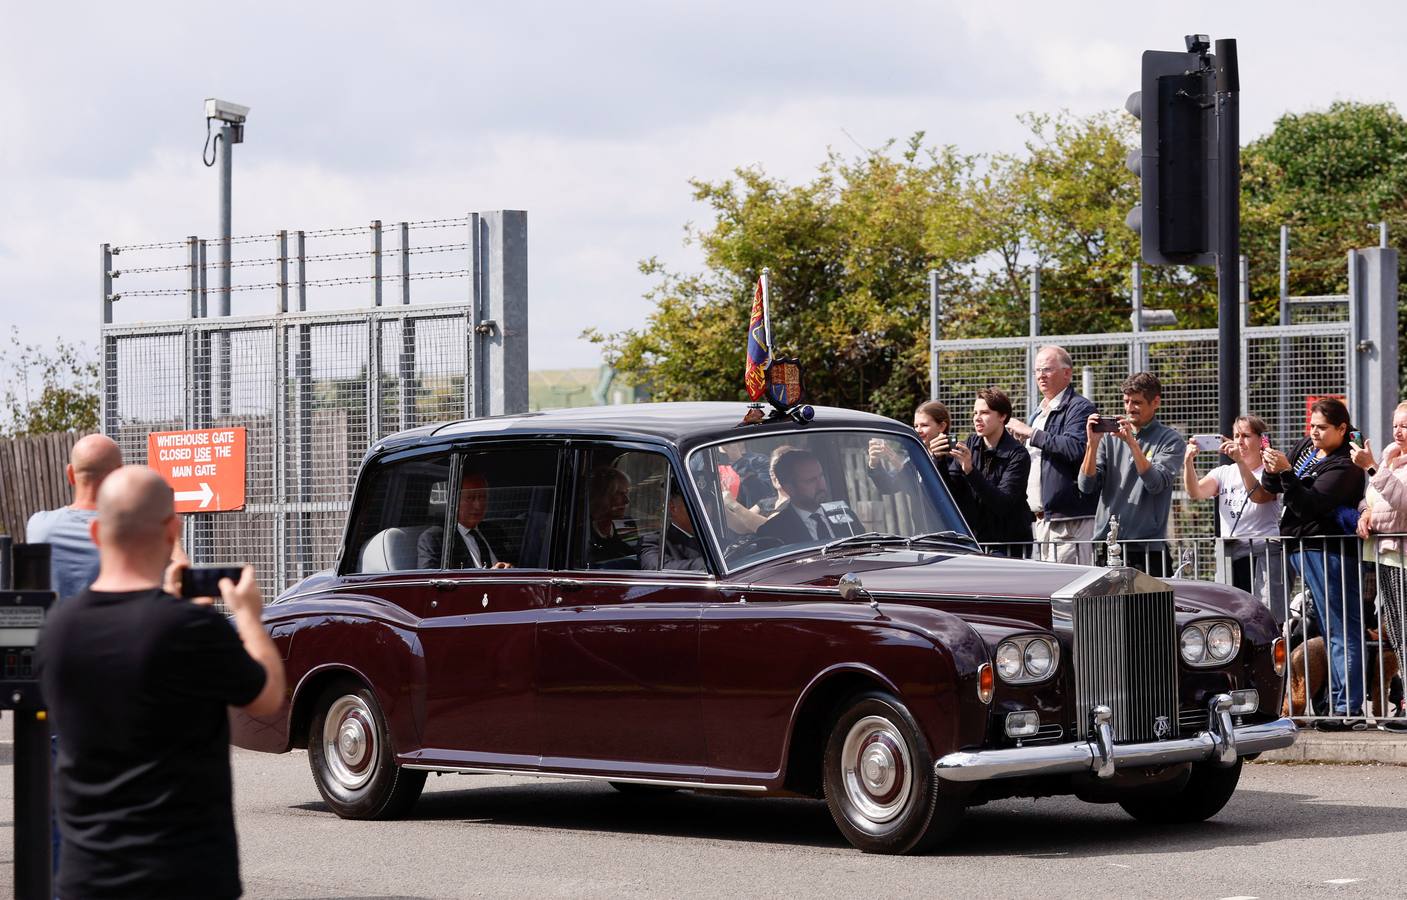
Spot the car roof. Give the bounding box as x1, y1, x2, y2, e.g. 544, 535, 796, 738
372, 402, 912, 457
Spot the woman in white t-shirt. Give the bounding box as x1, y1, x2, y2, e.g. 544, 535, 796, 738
1182, 414, 1285, 619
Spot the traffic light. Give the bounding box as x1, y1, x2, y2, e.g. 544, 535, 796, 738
1125, 37, 1219, 266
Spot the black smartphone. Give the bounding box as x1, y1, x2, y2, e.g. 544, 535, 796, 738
180, 565, 244, 599
1093, 416, 1121, 433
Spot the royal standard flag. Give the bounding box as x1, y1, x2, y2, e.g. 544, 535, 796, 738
744, 276, 770, 401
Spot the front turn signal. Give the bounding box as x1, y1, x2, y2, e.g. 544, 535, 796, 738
1272, 636, 1286, 677
977, 662, 994, 704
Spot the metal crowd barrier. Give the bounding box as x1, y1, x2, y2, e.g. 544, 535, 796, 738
978, 534, 1407, 731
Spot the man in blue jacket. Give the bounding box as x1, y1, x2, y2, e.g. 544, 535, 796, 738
1007, 345, 1099, 564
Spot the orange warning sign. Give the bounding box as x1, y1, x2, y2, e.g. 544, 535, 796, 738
147, 427, 247, 513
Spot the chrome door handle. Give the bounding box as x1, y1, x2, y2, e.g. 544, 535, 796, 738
429, 579, 457, 591
550, 578, 585, 592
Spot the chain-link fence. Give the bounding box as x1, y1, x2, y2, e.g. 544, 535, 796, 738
933, 320, 1353, 580
102, 305, 477, 588
100, 212, 528, 591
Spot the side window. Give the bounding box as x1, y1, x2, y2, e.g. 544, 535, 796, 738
348, 454, 453, 574
569, 448, 668, 571
445, 447, 560, 570
568, 448, 708, 573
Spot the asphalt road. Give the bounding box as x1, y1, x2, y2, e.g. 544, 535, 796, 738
3, 733, 1405, 899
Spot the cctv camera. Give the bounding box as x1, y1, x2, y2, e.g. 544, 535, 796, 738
204, 98, 250, 124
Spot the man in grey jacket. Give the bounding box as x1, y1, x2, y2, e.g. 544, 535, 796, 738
1078, 371, 1185, 576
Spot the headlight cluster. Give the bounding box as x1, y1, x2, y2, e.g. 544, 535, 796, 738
1179, 619, 1242, 667
993, 635, 1060, 683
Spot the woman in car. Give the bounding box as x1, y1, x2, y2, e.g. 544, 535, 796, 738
1182, 414, 1283, 619
1349, 402, 1407, 730
1262, 397, 1367, 725
949, 389, 1032, 556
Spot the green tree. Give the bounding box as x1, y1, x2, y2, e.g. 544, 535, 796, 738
589, 135, 984, 419
0, 328, 100, 438
594, 103, 1406, 416
1240, 101, 1407, 321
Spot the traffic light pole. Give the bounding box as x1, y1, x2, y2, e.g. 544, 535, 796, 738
1215, 39, 1240, 439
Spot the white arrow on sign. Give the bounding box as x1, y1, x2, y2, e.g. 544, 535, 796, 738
174, 482, 215, 508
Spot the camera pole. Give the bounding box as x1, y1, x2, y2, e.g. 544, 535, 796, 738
1215, 39, 1241, 440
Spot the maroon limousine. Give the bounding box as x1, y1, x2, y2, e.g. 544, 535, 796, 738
231, 402, 1296, 854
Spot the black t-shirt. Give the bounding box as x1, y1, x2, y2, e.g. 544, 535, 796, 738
37, 587, 267, 899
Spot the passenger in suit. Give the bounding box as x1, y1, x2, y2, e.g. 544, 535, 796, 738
640, 493, 708, 571
757, 449, 858, 546
416, 471, 514, 569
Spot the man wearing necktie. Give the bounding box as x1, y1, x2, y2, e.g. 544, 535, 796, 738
416, 471, 514, 569
758, 449, 855, 545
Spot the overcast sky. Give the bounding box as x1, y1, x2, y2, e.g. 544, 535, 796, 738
2, 1, 1404, 373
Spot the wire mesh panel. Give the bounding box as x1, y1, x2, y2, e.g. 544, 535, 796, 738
935, 323, 1352, 580
101, 304, 477, 591
935, 344, 1030, 421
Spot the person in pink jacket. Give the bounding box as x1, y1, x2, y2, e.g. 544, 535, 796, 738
1350, 402, 1407, 731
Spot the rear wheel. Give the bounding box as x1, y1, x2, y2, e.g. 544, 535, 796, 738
822, 691, 962, 854
308, 680, 426, 819
1118, 759, 1242, 824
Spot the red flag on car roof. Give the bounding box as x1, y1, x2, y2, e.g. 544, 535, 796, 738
744, 274, 770, 401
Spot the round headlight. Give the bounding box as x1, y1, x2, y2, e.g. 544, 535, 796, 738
1207, 623, 1236, 660
1024, 639, 1054, 678
995, 641, 1023, 680
1180, 626, 1205, 664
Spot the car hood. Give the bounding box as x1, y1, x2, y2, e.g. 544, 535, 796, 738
739, 548, 1270, 634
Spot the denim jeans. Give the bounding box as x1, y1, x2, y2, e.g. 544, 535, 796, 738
1290, 539, 1365, 716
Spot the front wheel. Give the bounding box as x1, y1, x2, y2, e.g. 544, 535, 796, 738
308, 681, 426, 819
822, 691, 962, 854
1118, 759, 1242, 824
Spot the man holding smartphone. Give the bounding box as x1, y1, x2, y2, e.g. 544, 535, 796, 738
1078, 372, 1186, 576
37, 465, 286, 899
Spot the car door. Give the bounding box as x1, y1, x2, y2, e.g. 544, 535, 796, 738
535, 443, 711, 777
412, 443, 564, 767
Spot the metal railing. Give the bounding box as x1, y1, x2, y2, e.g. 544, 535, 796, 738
980, 534, 1407, 730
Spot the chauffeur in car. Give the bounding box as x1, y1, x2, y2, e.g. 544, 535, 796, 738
231, 402, 1295, 855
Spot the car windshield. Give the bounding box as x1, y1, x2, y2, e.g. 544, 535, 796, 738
686, 429, 971, 571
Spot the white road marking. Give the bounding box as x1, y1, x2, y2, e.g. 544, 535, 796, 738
1324, 879, 1361, 885
1218, 895, 1258, 899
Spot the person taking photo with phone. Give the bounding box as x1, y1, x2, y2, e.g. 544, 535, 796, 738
949, 388, 1033, 556
1261, 397, 1367, 726
1078, 371, 1185, 576
1182, 415, 1284, 618
37, 465, 286, 898
1347, 402, 1407, 730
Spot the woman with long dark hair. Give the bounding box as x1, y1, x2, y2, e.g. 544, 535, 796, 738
1262, 397, 1367, 724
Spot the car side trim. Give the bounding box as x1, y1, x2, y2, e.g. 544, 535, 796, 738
714, 583, 1049, 604
398, 765, 767, 792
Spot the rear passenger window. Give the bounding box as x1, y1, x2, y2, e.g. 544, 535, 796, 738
348, 454, 452, 574
444, 447, 560, 570
569, 448, 706, 573
567, 449, 664, 570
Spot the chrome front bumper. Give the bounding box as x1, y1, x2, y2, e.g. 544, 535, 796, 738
935, 693, 1298, 784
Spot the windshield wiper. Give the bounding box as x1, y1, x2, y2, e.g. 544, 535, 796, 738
907, 530, 982, 552
822, 532, 909, 554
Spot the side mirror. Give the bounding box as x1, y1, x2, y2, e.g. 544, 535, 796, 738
837, 572, 866, 603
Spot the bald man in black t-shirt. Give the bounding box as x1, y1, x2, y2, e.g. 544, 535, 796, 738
37, 466, 286, 899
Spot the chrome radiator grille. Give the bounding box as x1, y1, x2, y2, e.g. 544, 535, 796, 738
1072, 591, 1179, 742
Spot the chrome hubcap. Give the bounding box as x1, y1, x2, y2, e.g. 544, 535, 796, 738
841, 715, 913, 825
323, 695, 376, 791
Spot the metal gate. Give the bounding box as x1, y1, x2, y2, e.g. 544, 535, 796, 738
99, 212, 527, 590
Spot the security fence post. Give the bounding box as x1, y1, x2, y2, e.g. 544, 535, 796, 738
1353, 245, 1400, 450
928, 270, 940, 402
